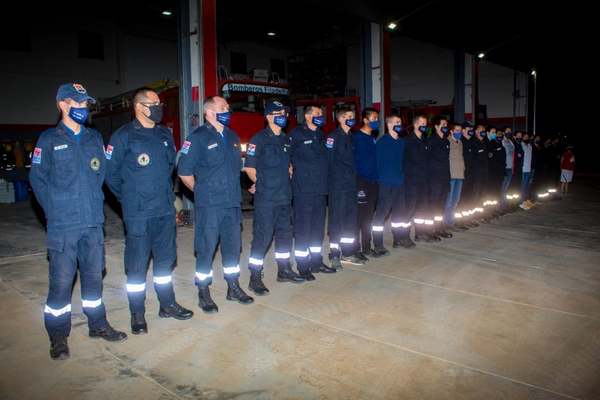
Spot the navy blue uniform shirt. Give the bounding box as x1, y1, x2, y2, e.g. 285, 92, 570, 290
353, 130, 377, 182
244, 127, 291, 207
289, 123, 328, 196
105, 119, 177, 219
177, 122, 242, 208
403, 131, 429, 183
428, 132, 450, 180
30, 122, 106, 230
326, 127, 356, 192
376, 133, 405, 187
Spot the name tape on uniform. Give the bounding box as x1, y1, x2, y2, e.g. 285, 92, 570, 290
304, 140, 313, 144
54, 144, 68, 151
208, 143, 218, 150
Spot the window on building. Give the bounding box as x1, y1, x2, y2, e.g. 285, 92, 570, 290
78, 31, 104, 60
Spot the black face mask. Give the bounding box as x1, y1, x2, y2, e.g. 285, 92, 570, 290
147, 105, 163, 123
515, 138, 522, 143
523, 139, 530, 144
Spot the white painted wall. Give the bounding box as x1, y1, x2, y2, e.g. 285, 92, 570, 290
388, 36, 527, 120
389, 36, 455, 106
218, 41, 290, 78
0, 23, 178, 125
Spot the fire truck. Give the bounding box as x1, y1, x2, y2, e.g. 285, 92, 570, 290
91, 79, 361, 153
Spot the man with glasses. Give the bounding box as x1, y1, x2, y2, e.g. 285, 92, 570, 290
106, 88, 193, 333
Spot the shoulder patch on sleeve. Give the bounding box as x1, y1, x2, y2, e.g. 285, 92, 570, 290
181, 140, 192, 154
105, 145, 113, 160
32, 147, 42, 164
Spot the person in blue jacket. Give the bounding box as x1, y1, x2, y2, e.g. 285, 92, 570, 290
105, 88, 193, 334
371, 112, 411, 256
30, 83, 127, 360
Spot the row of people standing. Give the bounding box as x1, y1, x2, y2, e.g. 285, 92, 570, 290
30, 83, 560, 361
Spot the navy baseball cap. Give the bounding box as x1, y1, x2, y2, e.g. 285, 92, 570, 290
264, 100, 287, 115
56, 83, 96, 104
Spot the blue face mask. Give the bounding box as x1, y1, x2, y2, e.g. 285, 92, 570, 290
441, 126, 449, 135
345, 118, 356, 128
274, 115, 287, 128
468, 129, 475, 137
489, 133, 497, 141
69, 106, 89, 125
418, 126, 428, 134
453, 131, 462, 140
393, 124, 403, 133
216, 111, 232, 126
312, 116, 325, 127
368, 120, 380, 130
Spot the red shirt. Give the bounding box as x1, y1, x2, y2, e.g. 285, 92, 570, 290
561, 150, 575, 170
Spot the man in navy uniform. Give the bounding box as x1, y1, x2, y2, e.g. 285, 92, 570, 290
106, 88, 193, 334
178, 96, 254, 313
326, 106, 365, 267
30, 83, 127, 360
244, 101, 305, 295
404, 115, 436, 242
428, 116, 453, 239
289, 104, 336, 280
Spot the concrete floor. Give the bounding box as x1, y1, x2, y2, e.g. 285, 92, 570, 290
1, 179, 600, 400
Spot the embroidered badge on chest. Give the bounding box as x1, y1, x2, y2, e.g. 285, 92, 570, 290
326, 137, 334, 149
90, 157, 101, 171
247, 143, 256, 156
138, 153, 150, 166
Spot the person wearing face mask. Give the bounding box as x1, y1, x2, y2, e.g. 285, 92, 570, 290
471, 125, 491, 223
500, 127, 515, 211
353, 107, 380, 260
427, 116, 452, 239
511, 131, 525, 208
106, 88, 193, 334
518, 132, 534, 209
486, 126, 506, 217
404, 115, 436, 242
326, 107, 365, 267
289, 104, 336, 280
30, 83, 128, 360
242, 101, 305, 296
371, 112, 410, 256
179, 96, 254, 314
458, 122, 479, 228
444, 123, 467, 231
530, 135, 545, 199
